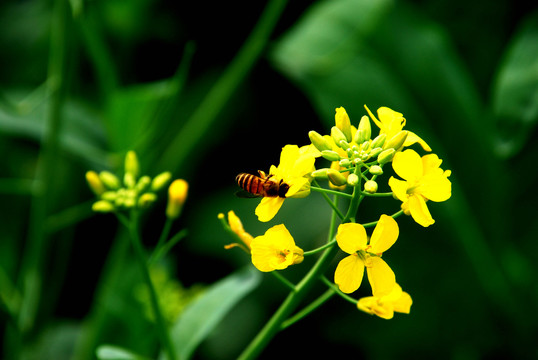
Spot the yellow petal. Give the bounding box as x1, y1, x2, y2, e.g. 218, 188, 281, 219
336, 223, 367, 254
421, 153, 442, 173
255, 197, 285, 222
388, 177, 408, 202
392, 149, 423, 181
404, 131, 432, 152
286, 177, 310, 198
366, 256, 396, 297
250, 224, 295, 272
369, 215, 399, 254
334, 255, 365, 293
393, 291, 413, 314
364, 104, 383, 130
357, 296, 394, 319
278, 145, 300, 174
408, 194, 435, 227
377, 107, 405, 139
419, 173, 452, 202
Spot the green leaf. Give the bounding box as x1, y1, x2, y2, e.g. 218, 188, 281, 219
163, 267, 261, 360
491, 10, 538, 158
96, 344, 152, 360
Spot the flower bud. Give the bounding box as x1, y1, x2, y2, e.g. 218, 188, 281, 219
377, 148, 396, 165
354, 115, 371, 144
339, 158, 351, 168
371, 133, 387, 149
124, 172, 136, 189
166, 179, 188, 219
136, 175, 151, 193
311, 168, 329, 179
339, 139, 350, 150
347, 173, 359, 186
364, 180, 378, 194
124, 151, 140, 179
101, 191, 117, 202
335, 107, 352, 142
327, 169, 347, 187
308, 131, 332, 152
369, 147, 383, 158
321, 150, 341, 162
86, 171, 105, 195
331, 126, 348, 147
369, 165, 383, 175
92, 200, 115, 213
151, 171, 172, 191
99, 171, 120, 190
384, 131, 408, 151
138, 192, 157, 208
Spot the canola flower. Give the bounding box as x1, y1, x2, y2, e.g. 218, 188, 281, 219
222, 105, 452, 359
255, 144, 317, 222
357, 283, 412, 319
389, 149, 452, 227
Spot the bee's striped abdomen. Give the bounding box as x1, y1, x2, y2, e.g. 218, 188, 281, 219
236, 173, 265, 196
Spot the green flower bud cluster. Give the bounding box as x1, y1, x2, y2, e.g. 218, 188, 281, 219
86, 151, 172, 213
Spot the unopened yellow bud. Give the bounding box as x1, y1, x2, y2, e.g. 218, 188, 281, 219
335, 107, 352, 142
92, 200, 115, 213
311, 168, 329, 179
371, 133, 387, 149
327, 169, 347, 187
347, 173, 359, 186
136, 176, 151, 192
385, 131, 408, 151
166, 179, 188, 219
321, 150, 341, 162
125, 151, 140, 179
308, 131, 332, 152
377, 148, 396, 165
369, 147, 383, 158
138, 192, 157, 208
101, 191, 117, 202
86, 171, 105, 195
331, 126, 348, 147
364, 180, 378, 193
339, 158, 351, 168
369, 165, 383, 175
151, 172, 172, 191
99, 171, 120, 190
124, 172, 136, 189
354, 115, 371, 144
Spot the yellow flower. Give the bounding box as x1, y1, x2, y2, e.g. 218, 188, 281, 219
223, 210, 254, 251
357, 283, 412, 319
166, 179, 189, 219
388, 149, 452, 227
255, 145, 316, 222
250, 224, 304, 272
364, 105, 431, 152
334, 215, 399, 295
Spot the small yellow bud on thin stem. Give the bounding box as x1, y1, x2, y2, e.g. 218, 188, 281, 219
347, 173, 359, 186
86, 171, 106, 195
321, 150, 341, 162
152, 172, 172, 191
331, 126, 348, 147
99, 171, 120, 190
355, 115, 371, 144
92, 200, 115, 213
311, 168, 329, 179
166, 179, 188, 219
327, 169, 347, 187
385, 131, 408, 151
377, 148, 396, 165
125, 150, 140, 179
364, 180, 378, 194
335, 107, 352, 142
369, 165, 383, 175
371, 133, 387, 149
308, 131, 332, 152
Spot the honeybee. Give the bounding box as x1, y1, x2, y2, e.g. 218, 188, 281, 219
235, 171, 289, 198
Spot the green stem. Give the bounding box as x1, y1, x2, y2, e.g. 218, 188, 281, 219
150, 229, 188, 264
310, 186, 352, 199
312, 180, 344, 220
271, 272, 296, 292
154, 218, 173, 255
361, 191, 393, 197
321, 276, 356, 305
280, 288, 335, 330
16, 0, 68, 336
237, 242, 339, 360
124, 211, 177, 360
303, 239, 336, 256
156, 0, 288, 172
343, 166, 365, 223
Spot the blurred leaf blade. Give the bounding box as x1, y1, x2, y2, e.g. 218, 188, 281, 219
164, 267, 261, 360
96, 344, 152, 360
491, 10, 538, 158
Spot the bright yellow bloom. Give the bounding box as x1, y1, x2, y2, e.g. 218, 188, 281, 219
255, 145, 316, 222
334, 215, 399, 295
250, 224, 304, 272
364, 105, 431, 152
388, 149, 452, 227
357, 283, 412, 319
223, 210, 254, 251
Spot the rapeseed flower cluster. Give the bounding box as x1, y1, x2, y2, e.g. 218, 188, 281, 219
223, 105, 451, 320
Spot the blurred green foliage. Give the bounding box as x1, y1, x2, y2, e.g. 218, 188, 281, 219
1, 0, 537, 359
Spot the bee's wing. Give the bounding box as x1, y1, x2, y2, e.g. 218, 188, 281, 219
235, 190, 262, 198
